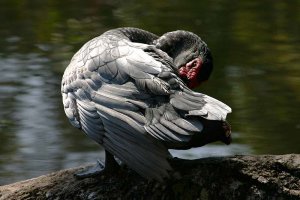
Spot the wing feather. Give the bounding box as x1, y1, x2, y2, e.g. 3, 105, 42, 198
73, 100, 105, 144
159, 118, 191, 136
97, 107, 172, 181
92, 90, 138, 111
170, 88, 232, 121
172, 118, 203, 132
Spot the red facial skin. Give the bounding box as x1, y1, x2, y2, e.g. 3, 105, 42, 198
178, 57, 203, 88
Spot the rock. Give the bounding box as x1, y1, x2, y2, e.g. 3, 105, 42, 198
0, 154, 300, 200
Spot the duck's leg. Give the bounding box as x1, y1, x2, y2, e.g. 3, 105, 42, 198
75, 150, 120, 179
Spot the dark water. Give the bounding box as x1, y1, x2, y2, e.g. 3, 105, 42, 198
0, 0, 299, 185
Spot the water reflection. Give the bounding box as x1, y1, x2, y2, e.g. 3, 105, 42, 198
0, 55, 105, 184
0, 0, 300, 185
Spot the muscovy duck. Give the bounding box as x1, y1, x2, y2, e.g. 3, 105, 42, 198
61, 27, 232, 181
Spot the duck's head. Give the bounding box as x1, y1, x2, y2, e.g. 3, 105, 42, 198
155, 30, 213, 89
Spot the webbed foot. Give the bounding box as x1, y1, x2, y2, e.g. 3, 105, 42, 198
74, 150, 120, 179
75, 160, 105, 179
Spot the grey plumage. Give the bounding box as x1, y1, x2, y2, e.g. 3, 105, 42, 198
61, 27, 231, 181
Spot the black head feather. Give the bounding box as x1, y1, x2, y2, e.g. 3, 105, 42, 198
154, 31, 213, 82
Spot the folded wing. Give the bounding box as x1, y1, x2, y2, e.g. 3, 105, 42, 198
62, 35, 231, 181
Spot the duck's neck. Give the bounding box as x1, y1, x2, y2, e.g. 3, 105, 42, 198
109, 27, 159, 44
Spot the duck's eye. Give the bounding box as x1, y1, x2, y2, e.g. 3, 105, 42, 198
192, 61, 197, 67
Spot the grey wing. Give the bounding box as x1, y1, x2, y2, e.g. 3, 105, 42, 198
62, 79, 172, 181
61, 63, 103, 143
62, 37, 173, 180
171, 87, 232, 121
94, 83, 172, 180
144, 87, 232, 145
132, 64, 232, 145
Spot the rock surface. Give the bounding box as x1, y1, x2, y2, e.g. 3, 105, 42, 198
0, 154, 300, 200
